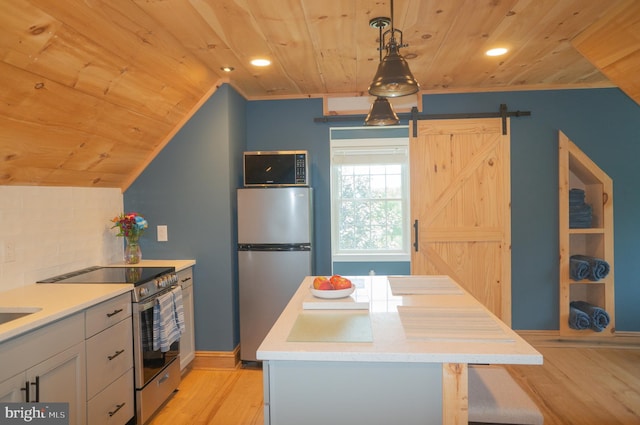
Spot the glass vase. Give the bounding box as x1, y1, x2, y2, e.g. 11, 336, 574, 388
124, 235, 142, 264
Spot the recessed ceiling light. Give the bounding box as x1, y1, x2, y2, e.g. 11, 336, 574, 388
251, 58, 271, 67
221, 66, 234, 72
486, 48, 508, 57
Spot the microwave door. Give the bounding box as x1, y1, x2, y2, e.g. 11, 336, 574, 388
244, 154, 294, 185
243, 150, 308, 186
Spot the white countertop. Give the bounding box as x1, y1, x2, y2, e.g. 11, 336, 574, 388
257, 275, 543, 365
0, 259, 196, 343
0, 283, 132, 343
107, 259, 196, 271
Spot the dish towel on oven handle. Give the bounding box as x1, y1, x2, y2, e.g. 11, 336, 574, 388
153, 286, 184, 352
172, 286, 185, 335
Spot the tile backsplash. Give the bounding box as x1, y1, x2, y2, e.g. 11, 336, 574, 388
0, 186, 124, 290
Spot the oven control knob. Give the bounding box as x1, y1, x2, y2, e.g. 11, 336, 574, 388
139, 287, 149, 298
156, 276, 170, 288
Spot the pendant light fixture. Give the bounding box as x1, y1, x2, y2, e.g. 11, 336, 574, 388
368, 0, 419, 98
365, 16, 399, 125
364, 96, 399, 126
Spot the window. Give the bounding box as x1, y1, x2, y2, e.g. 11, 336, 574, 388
330, 128, 410, 262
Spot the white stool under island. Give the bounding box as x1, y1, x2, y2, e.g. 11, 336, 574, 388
257, 275, 543, 425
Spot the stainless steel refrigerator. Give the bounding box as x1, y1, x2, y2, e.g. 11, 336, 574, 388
237, 187, 313, 362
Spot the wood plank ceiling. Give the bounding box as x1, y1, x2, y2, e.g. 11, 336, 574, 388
0, 0, 638, 189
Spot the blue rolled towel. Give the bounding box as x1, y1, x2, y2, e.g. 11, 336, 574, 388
570, 254, 610, 281
569, 256, 590, 280
570, 301, 610, 332
568, 305, 591, 330
590, 259, 610, 281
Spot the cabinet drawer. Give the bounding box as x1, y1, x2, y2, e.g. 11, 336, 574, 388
86, 318, 133, 399
177, 267, 193, 289
87, 368, 134, 425
0, 313, 84, 383
85, 293, 132, 338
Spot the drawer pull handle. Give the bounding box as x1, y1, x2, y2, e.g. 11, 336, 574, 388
21, 381, 30, 402
158, 372, 170, 384
31, 376, 40, 402
108, 349, 125, 360
181, 276, 192, 283
108, 402, 126, 417
106, 308, 124, 318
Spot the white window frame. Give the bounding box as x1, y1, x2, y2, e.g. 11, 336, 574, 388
330, 130, 410, 262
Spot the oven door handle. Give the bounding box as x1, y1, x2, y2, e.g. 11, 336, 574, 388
137, 285, 180, 311
138, 299, 156, 312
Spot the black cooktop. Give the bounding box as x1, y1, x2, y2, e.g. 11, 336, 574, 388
37, 266, 175, 285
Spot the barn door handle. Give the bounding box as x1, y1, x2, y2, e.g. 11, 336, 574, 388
413, 220, 419, 252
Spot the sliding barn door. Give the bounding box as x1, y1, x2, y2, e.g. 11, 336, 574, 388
410, 118, 512, 325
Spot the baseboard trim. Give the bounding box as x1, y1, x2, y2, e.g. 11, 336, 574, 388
192, 345, 241, 369
516, 330, 640, 348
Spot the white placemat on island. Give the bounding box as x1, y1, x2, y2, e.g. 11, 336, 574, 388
287, 311, 373, 342
397, 306, 514, 343
388, 276, 464, 295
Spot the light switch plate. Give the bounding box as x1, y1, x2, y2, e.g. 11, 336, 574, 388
157, 225, 168, 242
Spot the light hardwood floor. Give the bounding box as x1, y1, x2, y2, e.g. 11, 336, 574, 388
148, 333, 640, 425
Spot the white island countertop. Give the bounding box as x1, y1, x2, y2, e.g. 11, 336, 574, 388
258, 275, 542, 365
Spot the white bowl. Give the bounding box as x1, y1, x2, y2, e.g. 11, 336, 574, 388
310, 285, 355, 299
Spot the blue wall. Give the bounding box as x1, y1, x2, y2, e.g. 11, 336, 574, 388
126, 85, 640, 352
125, 85, 246, 351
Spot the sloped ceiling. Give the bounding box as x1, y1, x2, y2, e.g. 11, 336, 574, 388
0, 0, 637, 189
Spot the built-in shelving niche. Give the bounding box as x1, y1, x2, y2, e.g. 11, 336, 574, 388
558, 131, 615, 337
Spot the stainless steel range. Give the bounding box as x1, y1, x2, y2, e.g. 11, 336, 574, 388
39, 265, 181, 424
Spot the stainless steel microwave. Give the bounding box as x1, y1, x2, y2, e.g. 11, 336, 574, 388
243, 150, 309, 187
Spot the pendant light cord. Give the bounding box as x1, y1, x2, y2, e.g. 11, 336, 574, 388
390, 0, 395, 34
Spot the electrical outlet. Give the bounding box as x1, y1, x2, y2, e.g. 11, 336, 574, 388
157, 225, 168, 242
4, 240, 16, 263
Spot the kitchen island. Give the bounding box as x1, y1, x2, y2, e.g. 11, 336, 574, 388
257, 275, 542, 425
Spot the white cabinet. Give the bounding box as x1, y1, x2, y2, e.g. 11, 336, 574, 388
0, 291, 134, 425
178, 267, 195, 370
0, 372, 24, 402
28, 342, 86, 424
0, 312, 86, 425
87, 369, 134, 425
84, 293, 134, 425
0, 373, 26, 403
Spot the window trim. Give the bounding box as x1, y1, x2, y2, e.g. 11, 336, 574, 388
330, 132, 410, 263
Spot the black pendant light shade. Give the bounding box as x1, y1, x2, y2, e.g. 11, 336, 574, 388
364, 97, 399, 126
367, 0, 419, 98
368, 42, 419, 98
